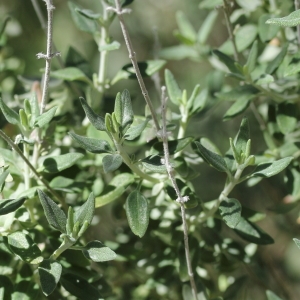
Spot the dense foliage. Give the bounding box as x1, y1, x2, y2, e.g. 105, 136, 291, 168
1, 0, 300, 299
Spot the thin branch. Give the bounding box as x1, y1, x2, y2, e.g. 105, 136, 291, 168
222, 0, 239, 61
0, 129, 66, 209
160, 86, 198, 300
109, 0, 160, 132
295, 0, 300, 46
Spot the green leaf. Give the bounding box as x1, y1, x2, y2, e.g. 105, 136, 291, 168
141, 155, 167, 173
192, 141, 229, 173
235, 118, 250, 159
266, 10, 300, 27
75, 8, 101, 20
34, 106, 57, 128
114, 90, 134, 135
125, 190, 150, 238
219, 198, 242, 228
102, 154, 123, 173
29, 94, 40, 127
219, 24, 258, 55
175, 11, 197, 43
38, 189, 67, 233
68, 2, 97, 33
69, 132, 113, 154
51, 67, 92, 84
0, 169, 9, 192
152, 137, 194, 156
234, 217, 274, 244
199, 0, 222, 9
99, 41, 120, 52
11, 281, 39, 300
258, 14, 280, 42
283, 60, 300, 77
41, 153, 84, 173
252, 157, 293, 178
294, 238, 300, 249
159, 45, 199, 60
0, 197, 26, 216
198, 10, 218, 44
79, 97, 106, 131
38, 259, 62, 296
0, 97, 20, 125
244, 41, 258, 74
266, 44, 288, 74
7, 231, 43, 264
0, 275, 13, 300
223, 98, 251, 121
255, 74, 274, 85
276, 102, 297, 134
236, 0, 262, 11
266, 290, 284, 300
165, 69, 182, 105
82, 240, 117, 262
60, 273, 103, 300
212, 50, 242, 75
124, 117, 150, 140
186, 84, 201, 112
74, 192, 95, 226
95, 173, 135, 207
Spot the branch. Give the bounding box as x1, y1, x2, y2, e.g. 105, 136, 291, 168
295, 0, 300, 46
160, 86, 198, 300
109, 0, 160, 132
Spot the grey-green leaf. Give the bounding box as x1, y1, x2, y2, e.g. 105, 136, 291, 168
125, 190, 150, 238
219, 198, 242, 228
223, 98, 251, 120
235, 118, 250, 157
79, 97, 106, 131
0, 197, 26, 216
152, 137, 194, 156
114, 90, 134, 135
69, 132, 113, 153
266, 290, 284, 300
293, 238, 300, 249
38, 189, 67, 233
276, 102, 297, 134
82, 240, 117, 262
244, 41, 258, 74
266, 10, 300, 27
41, 153, 84, 173
34, 106, 57, 128
7, 231, 43, 264
192, 141, 229, 173
234, 217, 274, 244
74, 192, 95, 226
102, 154, 123, 173
266, 44, 288, 75
0, 98, 20, 125
124, 117, 150, 140
198, 10, 218, 44
141, 155, 167, 173
258, 14, 280, 42
38, 260, 62, 296
165, 69, 182, 105
252, 157, 293, 178
51, 67, 91, 84
176, 11, 197, 43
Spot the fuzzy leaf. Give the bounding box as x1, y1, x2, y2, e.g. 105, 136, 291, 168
102, 154, 123, 173
125, 191, 150, 238
82, 240, 116, 262
38, 260, 62, 296
252, 157, 293, 177
276, 102, 297, 134
0, 197, 26, 216
212, 50, 241, 75
69, 132, 112, 153
7, 231, 43, 264
258, 14, 280, 42
266, 290, 284, 300
74, 192, 95, 226
114, 90, 134, 135
95, 173, 134, 207
0, 98, 20, 125
124, 117, 150, 140
219, 198, 242, 228
51, 67, 91, 84
176, 11, 197, 43
198, 10, 218, 44
141, 155, 166, 173
266, 44, 288, 75
60, 273, 103, 300
165, 69, 182, 105
0, 169, 10, 192
75, 8, 101, 20
79, 97, 106, 131
234, 217, 274, 244
38, 189, 67, 233
223, 98, 251, 120
41, 153, 84, 173
34, 106, 57, 128
192, 141, 229, 173
266, 10, 300, 27
152, 137, 194, 156
244, 41, 258, 74
235, 118, 250, 158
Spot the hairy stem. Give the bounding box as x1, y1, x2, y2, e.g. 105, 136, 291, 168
51, 236, 75, 260
222, 0, 239, 61
111, 0, 160, 132
0, 129, 66, 209
160, 86, 198, 300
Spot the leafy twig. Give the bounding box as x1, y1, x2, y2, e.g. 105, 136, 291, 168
160, 86, 198, 300
108, 0, 160, 132
36, 0, 60, 115
0, 129, 66, 209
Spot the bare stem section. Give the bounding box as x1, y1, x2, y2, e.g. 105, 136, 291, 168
160, 87, 198, 300
222, 0, 239, 61
36, 0, 60, 115
109, 0, 160, 132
